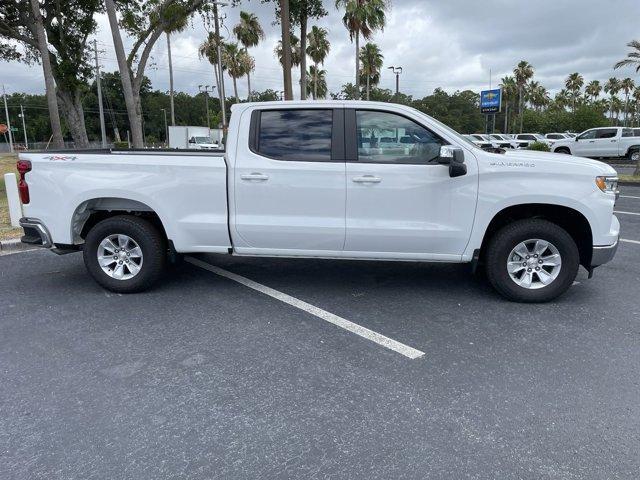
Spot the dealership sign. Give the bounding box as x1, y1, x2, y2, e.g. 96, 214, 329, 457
480, 89, 502, 114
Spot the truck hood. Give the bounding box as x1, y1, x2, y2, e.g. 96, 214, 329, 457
501, 149, 617, 176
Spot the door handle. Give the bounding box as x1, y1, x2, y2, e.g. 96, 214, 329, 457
352, 175, 382, 184
240, 173, 269, 181
588, 140, 595, 143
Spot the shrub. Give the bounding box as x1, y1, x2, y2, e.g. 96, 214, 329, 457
528, 141, 550, 152
113, 141, 129, 149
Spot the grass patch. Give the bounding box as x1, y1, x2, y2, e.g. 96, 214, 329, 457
0, 153, 22, 240
619, 174, 640, 183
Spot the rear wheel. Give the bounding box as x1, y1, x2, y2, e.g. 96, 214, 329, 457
83, 215, 166, 293
554, 147, 571, 155
485, 219, 579, 302
628, 148, 640, 163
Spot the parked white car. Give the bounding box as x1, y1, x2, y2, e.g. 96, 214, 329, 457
490, 134, 521, 149
514, 133, 554, 147
14, 101, 619, 302
545, 133, 570, 140
463, 134, 495, 150
552, 127, 640, 161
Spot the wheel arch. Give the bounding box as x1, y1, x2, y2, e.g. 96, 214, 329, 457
478, 203, 593, 268
70, 197, 168, 244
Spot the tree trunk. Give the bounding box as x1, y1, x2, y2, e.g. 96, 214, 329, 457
233, 77, 239, 103
280, 0, 293, 100
366, 74, 370, 101
30, 0, 64, 148
299, 13, 307, 100
104, 0, 144, 148
354, 29, 360, 100
247, 71, 252, 101
57, 89, 89, 148
518, 85, 524, 134
313, 62, 318, 100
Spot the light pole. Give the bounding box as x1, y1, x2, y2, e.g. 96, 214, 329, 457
213, 2, 228, 131
387, 66, 403, 102
2, 85, 13, 153
199, 85, 215, 130
161, 108, 168, 146
19, 105, 28, 149
93, 39, 107, 148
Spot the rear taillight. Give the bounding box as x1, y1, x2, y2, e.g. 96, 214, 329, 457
16, 159, 31, 204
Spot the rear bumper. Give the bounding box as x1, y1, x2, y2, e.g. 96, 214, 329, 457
591, 237, 619, 268
19, 217, 52, 248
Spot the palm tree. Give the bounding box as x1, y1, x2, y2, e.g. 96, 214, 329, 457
500, 75, 518, 133
223, 43, 247, 102
614, 40, 640, 72
526, 81, 549, 111
513, 60, 534, 133
199, 32, 225, 106
585, 80, 601, 103
306, 65, 328, 99
633, 87, 640, 127
554, 89, 571, 110
233, 11, 265, 101
620, 78, 635, 126
275, 33, 302, 69
306, 26, 330, 100
565, 72, 584, 113
359, 42, 383, 100
604, 78, 621, 123
335, 0, 388, 100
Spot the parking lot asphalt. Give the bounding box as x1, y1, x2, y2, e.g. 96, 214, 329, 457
1, 186, 640, 480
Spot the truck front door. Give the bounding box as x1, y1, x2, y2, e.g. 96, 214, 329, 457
343, 109, 478, 259
233, 108, 346, 252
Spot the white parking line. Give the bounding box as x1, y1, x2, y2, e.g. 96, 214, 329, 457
185, 256, 425, 360
620, 195, 640, 200
614, 211, 640, 216
621, 238, 640, 245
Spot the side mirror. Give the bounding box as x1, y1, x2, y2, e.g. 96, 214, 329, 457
438, 146, 467, 178
575, 137, 579, 142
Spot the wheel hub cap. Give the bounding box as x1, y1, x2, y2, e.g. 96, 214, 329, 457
97, 234, 143, 280
507, 239, 562, 289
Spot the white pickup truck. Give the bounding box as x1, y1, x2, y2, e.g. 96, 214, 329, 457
15, 101, 620, 302
552, 127, 640, 162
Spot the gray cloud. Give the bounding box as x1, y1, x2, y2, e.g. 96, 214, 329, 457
1, 0, 638, 98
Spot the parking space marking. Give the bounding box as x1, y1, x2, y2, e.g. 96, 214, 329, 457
615, 210, 640, 216
620, 195, 640, 200
186, 256, 426, 360
621, 238, 640, 245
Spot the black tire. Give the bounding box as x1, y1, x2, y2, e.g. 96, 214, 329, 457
485, 219, 579, 303
627, 148, 640, 163
554, 147, 571, 155
83, 215, 166, 293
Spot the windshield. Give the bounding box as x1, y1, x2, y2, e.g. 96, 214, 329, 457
533, 134, 545, 140
193, 136, 214, 144
490, 134, 505, 141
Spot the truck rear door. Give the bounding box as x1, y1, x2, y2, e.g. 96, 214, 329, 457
232, 107, 346, 252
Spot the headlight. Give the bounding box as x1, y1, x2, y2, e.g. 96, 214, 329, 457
595, 176, 618, 194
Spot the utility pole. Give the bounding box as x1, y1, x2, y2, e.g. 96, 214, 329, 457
167, 32, 176, 126
94, 40, 108, 148
19, 105, 28, 149
213, 2, 228, 130
388, 66, 403, 102
2, 85, 13, 153
199, 85, 215, 130
280, 0, 293, 100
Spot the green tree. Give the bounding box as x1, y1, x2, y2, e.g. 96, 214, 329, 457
335, 0, 388, 100
565, 72, 584, 113
306, 26, 330, 100
604, 78, 621, 123
620, 78, 635, 126
223, 43, 249, 103
233, 11, 265, 101
513, 60, 534, 133
104, 0, 209, 147
306, 66, 327, 99
585, 80, 602, 102
614, 40, 640, 72
499, 76, 518, 133
275, 33, 302, 68
359, 42, 383, 100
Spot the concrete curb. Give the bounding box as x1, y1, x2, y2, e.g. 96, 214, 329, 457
0, 238, 36, 255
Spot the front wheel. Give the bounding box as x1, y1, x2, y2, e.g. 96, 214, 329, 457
485, 219, 579, 302
554, 147, 571, 155
628, 149, 640, 163
83, 215, 166, 293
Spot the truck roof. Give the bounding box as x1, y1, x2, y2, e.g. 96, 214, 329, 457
231, 100, 412, 111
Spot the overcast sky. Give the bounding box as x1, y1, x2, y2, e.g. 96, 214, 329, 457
2, 0, 639, 99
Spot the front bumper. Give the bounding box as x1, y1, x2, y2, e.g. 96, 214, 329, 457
19, 217, 53, 248
591, 237, 619, 268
